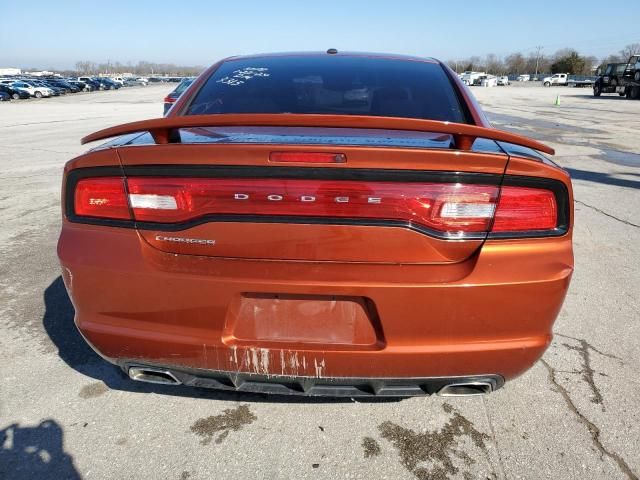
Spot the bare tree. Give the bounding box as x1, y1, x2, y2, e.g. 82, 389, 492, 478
464, 56, 482, 71
72, 60, 204, 77
525, 53, 550, 76
485, 54, 504, 74
445, 60, 460, 73
619, 43, 640, 60
601, 53, 622, 65
75, 61, 96, 74
505, 53, 526, 74
582, 56, 599, 75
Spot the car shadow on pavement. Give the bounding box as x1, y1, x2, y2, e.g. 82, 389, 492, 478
0, 420, 81, 480
566, 167, 640, 190
572, 94, 632, 100
43, 277, 401, 404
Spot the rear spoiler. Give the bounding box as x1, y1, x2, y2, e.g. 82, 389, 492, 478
81, 113, 555, 155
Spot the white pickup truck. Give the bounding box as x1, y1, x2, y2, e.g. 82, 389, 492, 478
543, 73, 595, 88
543, 74, 569, 86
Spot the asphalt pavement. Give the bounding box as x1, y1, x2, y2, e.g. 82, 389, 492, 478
0, 84, 638, 480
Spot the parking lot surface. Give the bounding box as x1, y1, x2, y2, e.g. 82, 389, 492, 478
0, 84, 638, 480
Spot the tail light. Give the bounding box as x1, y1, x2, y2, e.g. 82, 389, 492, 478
164, 95, 176, 103
125, 178, 499, 236
492, 186, 557, 232
74, 177, 130, 220
69, 174, 566, 238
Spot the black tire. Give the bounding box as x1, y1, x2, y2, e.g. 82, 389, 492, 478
593, 83, 601, 97
12, 93, 20, 100
630, 86, 640, 100
635, 71, 640, 82
544, 81, 550, 87
34, 91, 42, 98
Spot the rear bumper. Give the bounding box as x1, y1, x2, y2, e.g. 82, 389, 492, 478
121, 361, 504, 397
58, 224, 573, 384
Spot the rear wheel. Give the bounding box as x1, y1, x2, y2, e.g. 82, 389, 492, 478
630, 86, 640, 100
12, 93, 20, 100
635, 71, 640, 82
619, 92, 626, 96
34, 91, 42, 98
544, 81, 550, 87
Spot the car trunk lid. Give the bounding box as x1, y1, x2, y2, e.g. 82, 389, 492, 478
114, 126, 512, 264
80, 115, 555, 264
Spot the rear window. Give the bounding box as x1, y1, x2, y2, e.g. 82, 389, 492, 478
185, 55, 467, 123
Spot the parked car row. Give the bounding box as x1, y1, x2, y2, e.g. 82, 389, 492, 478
148, 76, 186, 83
457, 72, 510, 88
0, 75, 149, 101
458, 71, 509, 87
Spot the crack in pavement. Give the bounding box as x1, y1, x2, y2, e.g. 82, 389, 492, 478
556, 333, 623, 412
481, 396, 507, 480
541, 359, 638, 480
574, 199, 640, 228
556, 334, 624, 361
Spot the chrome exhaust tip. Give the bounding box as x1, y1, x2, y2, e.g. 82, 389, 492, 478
437, 381, 493, 396
128, 366, 181, 386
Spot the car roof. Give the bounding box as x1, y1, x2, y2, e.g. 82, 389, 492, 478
221, 51, 439, 64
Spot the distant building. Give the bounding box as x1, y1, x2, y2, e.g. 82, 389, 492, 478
26, 70, 55, 77
0, 67, 22, 76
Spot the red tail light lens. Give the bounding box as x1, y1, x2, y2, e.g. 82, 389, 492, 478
492, 186, 557, 232
74, 177, 131, 220
70, 175, 564, 238
164, 96, 176, 103
126, 177, 499, 235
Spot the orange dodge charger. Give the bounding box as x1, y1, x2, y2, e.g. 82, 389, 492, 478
58, 51, 573, 396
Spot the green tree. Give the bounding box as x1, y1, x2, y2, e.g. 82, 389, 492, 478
551, 51, 585, 75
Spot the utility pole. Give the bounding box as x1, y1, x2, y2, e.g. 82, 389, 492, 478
534, 46, 543, 79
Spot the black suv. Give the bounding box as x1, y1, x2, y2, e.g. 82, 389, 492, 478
594, 63, 628, 96
594, 58, 640, 99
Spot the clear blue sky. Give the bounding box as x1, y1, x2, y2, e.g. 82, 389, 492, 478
1, 0, 639, 70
